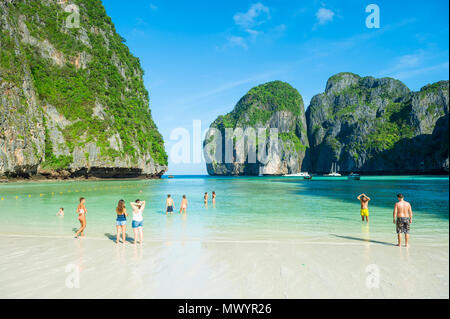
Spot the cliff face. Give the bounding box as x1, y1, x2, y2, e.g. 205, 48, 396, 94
0, 0, 167, 179
305, 73, 449, 174
205, 73, 448, 176
204, 81, 309, 176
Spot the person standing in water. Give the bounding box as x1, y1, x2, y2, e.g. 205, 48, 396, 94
75, 198, 87, 238
116, 199, 128, 244
212, 191, 216, 205
166, 194, 174, 215
56, 207, 64, 216
130, 199, 145, 244
204, 192, 208, 206
357, 193, 371, 222
180, 195, 188, 214
393, 193, 413, 247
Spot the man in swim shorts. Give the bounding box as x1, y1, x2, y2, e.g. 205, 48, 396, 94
166, 194, 174, 215
357, 193, 371, 222
393, 193, 413, 247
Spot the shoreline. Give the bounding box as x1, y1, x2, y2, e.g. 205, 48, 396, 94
210, 171, 450, 177
0, 174, 163, 184
2, 173, 449, 184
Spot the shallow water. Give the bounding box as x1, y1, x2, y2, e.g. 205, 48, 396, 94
0, 176, 448, 244
0, 175, 448, 298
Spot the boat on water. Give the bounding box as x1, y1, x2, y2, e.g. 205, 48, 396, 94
304, 174, 312, 180
324, 162, 341, 177
283, 172, 310, 177
168, 175, 175, 179
348, 173, 360, 180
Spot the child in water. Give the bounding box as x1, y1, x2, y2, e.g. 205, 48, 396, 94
56, 207, 64, 216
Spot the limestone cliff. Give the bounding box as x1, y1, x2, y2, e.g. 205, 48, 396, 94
205, 73, 448, 176
305, 73, 448, 174
204, 81, 309, 176
0, 0, 167, 179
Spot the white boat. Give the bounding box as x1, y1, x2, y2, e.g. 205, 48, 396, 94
348, 173, 360, 180
324, 162, 341, 177
283, 172, 310, 177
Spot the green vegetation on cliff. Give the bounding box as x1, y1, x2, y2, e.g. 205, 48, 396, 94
0, 0, 167, 173
205, 80, 309, 176
306, 72, 449, 173
215, 81, 304, 129
366, 101, 414, 152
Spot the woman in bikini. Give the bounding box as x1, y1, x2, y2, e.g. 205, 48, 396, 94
212, 191, 216, 205
75, 197, 87, 238
116, 199, 128, 243
204, 192, 208, 206
180, 195, 188, 214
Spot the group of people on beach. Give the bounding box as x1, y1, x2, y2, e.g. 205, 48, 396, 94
73, 197, 146, 244
357, 193, 413, 247
71, 191, 217, 244
67, 190, 412, 247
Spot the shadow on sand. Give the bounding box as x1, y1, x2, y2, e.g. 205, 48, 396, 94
104, 233, 134, 244
330, 234, 396, 246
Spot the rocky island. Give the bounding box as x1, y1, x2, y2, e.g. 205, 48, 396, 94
204, 81, 309, 176
306, 73, 448, 174
205, 73, 448, 175
0, 0, 167, 180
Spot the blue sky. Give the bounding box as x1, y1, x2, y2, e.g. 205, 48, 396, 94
102, 0, 449, 175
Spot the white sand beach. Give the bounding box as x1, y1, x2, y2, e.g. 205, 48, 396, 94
1, 233, 448, 299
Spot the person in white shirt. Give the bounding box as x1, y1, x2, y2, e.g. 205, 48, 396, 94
130, 199, 145, 244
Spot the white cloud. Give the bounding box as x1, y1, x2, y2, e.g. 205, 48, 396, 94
314, 8, 335, 28
225, 3, 282, 49
378, 53, 422, 76
387, 62, 449, 80
149, 3, 157, 11
234, 3, 270, 29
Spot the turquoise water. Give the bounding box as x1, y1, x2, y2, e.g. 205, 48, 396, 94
0, 176, 448, 243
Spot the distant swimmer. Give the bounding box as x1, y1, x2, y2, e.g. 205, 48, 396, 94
180, 195, 188, 214
393, 193, 413, 247
166, 194, 174, 215
56, 207, 64, 216
75, 198, 87, 238
116, 199, 128, 244
204, 192, 208, 205
131, 199, 145, 244
357, 193, 371, 222
212, 191, 216, 205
